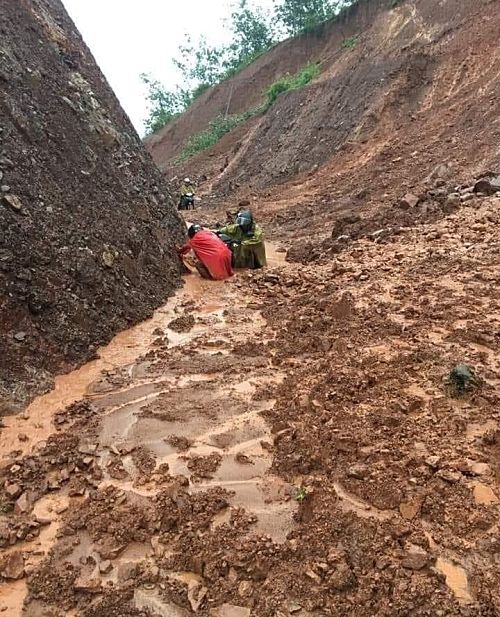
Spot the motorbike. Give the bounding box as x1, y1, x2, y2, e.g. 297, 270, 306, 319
178, 193, 195, 211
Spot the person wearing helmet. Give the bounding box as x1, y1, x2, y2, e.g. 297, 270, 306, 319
177, 224, 233, 280
178, 178, 196, 210
217, 209, 266, 269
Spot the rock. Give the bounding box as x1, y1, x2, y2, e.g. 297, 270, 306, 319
329, 562, 355, 591
399, 500, 421, 520
17, 433, 28, 442
289, 602, 302, 614
99, 560, 113, 574
238, 580, 253, 598
150, 536, 166, 558
187, 583, 208, 612
0, 552, 25, 580
102, 250, 116, 268
347, 464, 368, 480
402, 547, 430, 570
305, 568, 322, 583
467, 461, 490, 476
460, 193, 475, 203
210, 605, 251, 617
436, 469, 462, 483
425, 455, 441, 469
4, 483, 22, 499
1, 185, 10, 193
116, 561, 136, 582
14, 492, 32, 514
399, 193, 419, 209
428, 163, 452, 182
2, 194, 23, 212
14, 332, 26, 342
474, 175, 500, 196
444, 193, 460, 209
74, 575, 102, 593
0, 157, 14, 168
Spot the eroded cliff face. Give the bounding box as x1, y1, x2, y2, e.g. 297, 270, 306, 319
0, 0, 186, 411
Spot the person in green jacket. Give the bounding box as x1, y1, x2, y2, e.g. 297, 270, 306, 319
217, 210, 267, 269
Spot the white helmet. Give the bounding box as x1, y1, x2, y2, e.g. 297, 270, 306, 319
184, 177, 191, 184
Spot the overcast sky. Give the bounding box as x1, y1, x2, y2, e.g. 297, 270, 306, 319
61, 0, 274, 135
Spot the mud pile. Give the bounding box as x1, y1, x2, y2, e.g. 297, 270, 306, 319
0, 0, 185, 410
1, 198, 498, 616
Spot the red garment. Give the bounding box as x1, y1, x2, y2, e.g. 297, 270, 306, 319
179, 230, 233, 280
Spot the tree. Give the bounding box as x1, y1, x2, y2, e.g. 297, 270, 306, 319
174, 36, 228, 89
140, 74, 186, 135
274, 0, 339, 35
228, 0, 275, 67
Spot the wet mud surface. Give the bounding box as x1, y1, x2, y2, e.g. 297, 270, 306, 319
1, 195, 499, 616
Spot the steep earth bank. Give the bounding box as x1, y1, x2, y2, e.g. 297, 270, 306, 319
0, 0, 186, 412
148, 0, 499, 254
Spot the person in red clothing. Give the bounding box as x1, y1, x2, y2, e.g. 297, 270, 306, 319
177, 224, 234, 280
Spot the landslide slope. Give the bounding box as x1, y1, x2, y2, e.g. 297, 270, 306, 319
0, 0, 186, 411
148, 0, 499, 238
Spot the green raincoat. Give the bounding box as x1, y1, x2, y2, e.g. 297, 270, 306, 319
218, 223, 267, 269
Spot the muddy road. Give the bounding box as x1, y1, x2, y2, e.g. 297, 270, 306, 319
1, 197, 499, 616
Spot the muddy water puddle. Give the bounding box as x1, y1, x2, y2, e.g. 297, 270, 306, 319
0, 258, 294, 614
0, 276, 225, 460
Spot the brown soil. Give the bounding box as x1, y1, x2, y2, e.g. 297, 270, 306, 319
0, 0, 185, 413
0, 196, 498, 615
1, 1, 500, 616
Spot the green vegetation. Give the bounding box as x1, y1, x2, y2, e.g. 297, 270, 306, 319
141, 0, 358, 135
295, 486, 308, 502
177, 60, 321, 162
342, 34, 359, 48
177, 109, 260, 161
274, 0, 339, 36
265, 63, 321, 107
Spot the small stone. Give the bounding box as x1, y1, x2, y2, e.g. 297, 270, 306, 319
102, 250, 116, 268
425, 456, 441, 469
402, 548, 429, 571
5, 483, 22, 499
237, 580, 253, 598
289, 602, 302, 614
0, 552, 25, 580
14, 332, 26, 342
2, 194, 22, 212
467, 461, 490, 476
436, 469, 462, 483
474, 176, 500, 196
399, 500, 421, 521
460, 193, 475, 203
14, 492, 32, 514
399, 193, 419, 209
54, 503, 68, 515
99, 560, 113, 574
305, 568, 321, 582
17, 433, 28, 442
445, 193, 460, 207
1, 185, 10, 193
74, 576, 101, 593
187, 583, 208, 612
150, 536, 166, 558
347, 464, 368, 480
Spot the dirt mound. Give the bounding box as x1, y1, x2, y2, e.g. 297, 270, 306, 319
0, 0, 186, 411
